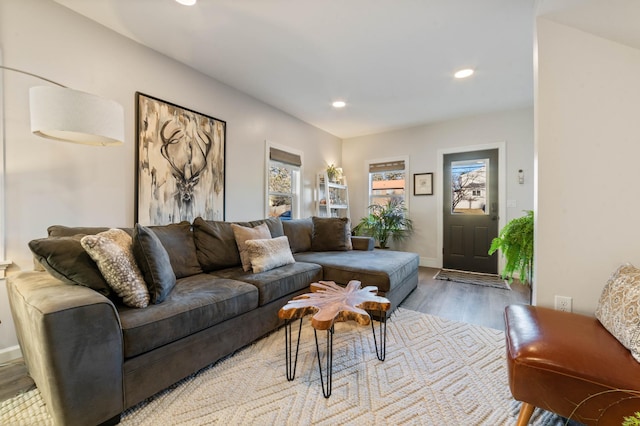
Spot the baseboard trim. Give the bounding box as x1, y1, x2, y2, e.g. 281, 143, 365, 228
419, 257, 438, 268
0, 345, 22, 363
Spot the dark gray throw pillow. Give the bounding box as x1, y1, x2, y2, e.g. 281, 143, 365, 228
29, 235, 112, 297
132, 224, 177, 304
311, 217, 353, 251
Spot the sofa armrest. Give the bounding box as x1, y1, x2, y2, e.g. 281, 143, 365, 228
8, 271, 124, 426
351, 236, 374, 251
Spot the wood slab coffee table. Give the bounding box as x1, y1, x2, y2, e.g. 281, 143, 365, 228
278, 280, 391, 398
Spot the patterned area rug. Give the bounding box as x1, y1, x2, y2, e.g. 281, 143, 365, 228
435, 269, 510, 290
0, 308, 567, 425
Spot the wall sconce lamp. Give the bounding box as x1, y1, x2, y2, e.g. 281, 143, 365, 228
0, 65, 125, 146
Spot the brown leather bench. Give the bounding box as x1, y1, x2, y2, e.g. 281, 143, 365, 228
504, 304, 640, 425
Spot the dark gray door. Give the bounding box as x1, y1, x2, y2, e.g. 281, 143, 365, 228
443, 149, 499, 274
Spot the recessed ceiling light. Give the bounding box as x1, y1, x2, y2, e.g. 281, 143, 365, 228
176, 0, 197, 5
454, 69, 474, 79
332, 101, 346, 108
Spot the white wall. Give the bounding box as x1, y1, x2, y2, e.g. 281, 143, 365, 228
342, 107, 534, 266
0, 0, 341, 357
535, 18, 640, 315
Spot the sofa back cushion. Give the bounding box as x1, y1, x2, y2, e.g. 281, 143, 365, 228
149, 222, 202, 279
282, 218, 313, 253
311, 217, 353, 251
248, 217, 284, 238
48, 225, 133, 237
193, 218, 249, 271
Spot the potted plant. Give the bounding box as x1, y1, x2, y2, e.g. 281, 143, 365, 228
326, 164, 339, 182
488, 210, 533, 284
354, 198, 413, 249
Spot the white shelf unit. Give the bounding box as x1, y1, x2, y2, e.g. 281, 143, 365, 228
316, 172, 350, 218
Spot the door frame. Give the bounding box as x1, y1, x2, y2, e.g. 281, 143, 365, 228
437, 142, 506, 272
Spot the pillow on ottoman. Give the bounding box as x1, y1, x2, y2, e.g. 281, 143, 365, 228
81, 229, 150, 308
595, 263, 640, 362
246, 236, 295, 273
311, 217, 353, 251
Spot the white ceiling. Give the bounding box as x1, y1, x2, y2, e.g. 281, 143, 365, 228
52, 0, 639, 139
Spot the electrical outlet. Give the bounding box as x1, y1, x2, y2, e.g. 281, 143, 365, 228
554, 295, 572, 312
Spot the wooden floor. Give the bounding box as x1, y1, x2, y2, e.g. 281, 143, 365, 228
0, 266, 530, 403
401, 266, 531, 330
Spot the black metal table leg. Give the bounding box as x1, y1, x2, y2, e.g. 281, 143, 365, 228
313, 325, 334, 398
370, 310, 387, 361
284, 318, 302, 381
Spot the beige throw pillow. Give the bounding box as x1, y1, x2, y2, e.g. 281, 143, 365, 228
245, 236, 295, 273
595, 263, 640, 362
231, 223, 272, 271
81, 228, 150, 308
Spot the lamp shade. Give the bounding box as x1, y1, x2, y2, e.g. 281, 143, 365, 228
29, 86, 125, 146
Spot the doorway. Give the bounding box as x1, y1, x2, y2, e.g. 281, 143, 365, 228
440, 147, 501, 274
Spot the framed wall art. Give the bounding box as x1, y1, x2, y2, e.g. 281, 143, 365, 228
414, 172, 433, 196
135, 92, 226, 225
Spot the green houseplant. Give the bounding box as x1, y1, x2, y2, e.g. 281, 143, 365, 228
488, 210, 533, 284
354, 198, 413, 249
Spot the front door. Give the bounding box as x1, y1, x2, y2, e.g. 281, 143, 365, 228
443, 149, 498, 274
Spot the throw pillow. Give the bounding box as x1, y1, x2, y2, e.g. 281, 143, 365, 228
132, 224, 177, 304
81, 229, 150, 308
29, 235, 112, 297
595, 263, 640, 362
245, 236, 295, 273
248, 217, 285, 238
231, 223, 272, 271
310, 217, 353, 251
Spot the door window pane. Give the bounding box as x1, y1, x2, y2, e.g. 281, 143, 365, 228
451, 158, 488, 215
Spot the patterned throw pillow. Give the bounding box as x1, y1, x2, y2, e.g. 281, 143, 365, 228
595, 263, 640, 362
231, 223, 272, 271
245, 236, 295, 273
81, 229, 150, 308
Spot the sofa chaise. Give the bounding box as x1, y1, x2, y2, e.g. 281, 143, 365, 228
8, 216, 419, 426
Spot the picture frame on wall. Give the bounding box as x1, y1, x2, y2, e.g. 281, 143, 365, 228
135, 92, 226, 225
414, 172, 433, 196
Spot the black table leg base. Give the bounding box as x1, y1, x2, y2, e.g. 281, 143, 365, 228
314, 326, 334, 398
371, 310, 387, 361
284, 319, 302, 381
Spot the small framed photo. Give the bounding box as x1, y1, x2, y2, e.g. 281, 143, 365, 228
414, 173, 433, 196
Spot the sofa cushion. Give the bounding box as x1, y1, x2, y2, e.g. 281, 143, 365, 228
282, 218, 313, 253
248, 217, 285, 238
149, 222, 202, 279
596, 263, 640, 362
28, 235, 113, 297
117, 274, 259, 358
311, 217, 352, 251
81, 229, 149, 308
132, 224, 177, 304
231, 223, 272, 272
293, 250, 419, 293
48, 225, 132, 237
245, 236, 295, 273
193, 218, 249, 271
211, 262, 322, 306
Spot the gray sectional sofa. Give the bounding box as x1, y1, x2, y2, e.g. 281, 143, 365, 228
8, 216, 419, 426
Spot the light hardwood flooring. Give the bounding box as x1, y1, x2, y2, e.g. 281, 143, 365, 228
0, 266, 530, 403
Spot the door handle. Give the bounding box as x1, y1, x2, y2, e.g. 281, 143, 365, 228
492, 216, 498, 221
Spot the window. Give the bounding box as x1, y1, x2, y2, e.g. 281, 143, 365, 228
367, 158, 408, 208
266, 143, 302, 220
